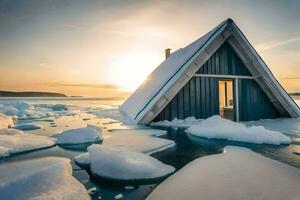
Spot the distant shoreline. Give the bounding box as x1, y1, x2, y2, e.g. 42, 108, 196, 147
0, 91, 67, 97
289, 93, 300, 96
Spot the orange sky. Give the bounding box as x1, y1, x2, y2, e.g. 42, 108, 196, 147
0, 0, 299, 97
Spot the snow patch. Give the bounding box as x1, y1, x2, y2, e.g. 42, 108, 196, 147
147, 146, 300, 200
0, 157, 90, 200
56, 125, 103, 145
88, 145, 175, 181
186, 115, 291, 145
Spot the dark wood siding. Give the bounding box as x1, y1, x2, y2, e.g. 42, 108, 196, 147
196, 42, 251, 76
238, 79, 280, 121
154, 77, 219, 121
153, 41, 282, 122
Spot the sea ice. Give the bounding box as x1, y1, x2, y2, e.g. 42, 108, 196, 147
151, 116, 203, 128
88, 145, 175, 181
74, 152, 90, 167
0, 101, 70, 120
14, 123, 43, 130
103, 130, 175, 154
147, 146, 300, 200
56, 125, 103, 145
0, 113, 13, 129
244, 117, 300, 136
186, 115, 291, 145
0, 131, 55, 158
0, 157, 90, 200
75, 129, 175, 167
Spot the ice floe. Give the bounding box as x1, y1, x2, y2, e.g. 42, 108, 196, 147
147, 146, 300, 200
75, 129, 175, 167
151, 117, 203, 128
56, 125, 103, 145
103, 130, 175, 154
0, 157, 90, 200
0, 128, 24, 135
186, 115, 291, 145
14, 123, 43, 130
0, 130, 55, 158
244, 117, 300, 136
88, 145, 175, 181
74, 152, 90, 168
0, 101, 70, 120
0, 113, 13, 129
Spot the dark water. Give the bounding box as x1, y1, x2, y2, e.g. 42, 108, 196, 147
1, 126, 300, 200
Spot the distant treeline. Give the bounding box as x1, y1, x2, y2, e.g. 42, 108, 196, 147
0, 91, 67, 97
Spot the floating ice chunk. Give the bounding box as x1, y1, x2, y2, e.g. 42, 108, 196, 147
147, 146, 300, 200
74, 152, 90, 167
56, 125, 103, 145
114, 193, 123, 199
103, 131, 175, 154
124, 185, 135, 190
88, 145, 175, 181
75, 130, 175, 168
14, 123, 43, 130
294, 150, 300, 155
244, 117, 300, 136
0, 128, 24, 135
87, 187, 97, 194
0, 157, 90, 200
0, 113, 13, 129
0, 133, 55, 158
111, 129, 167, 137
151, 117, 203, 128
186, 115, 291, 145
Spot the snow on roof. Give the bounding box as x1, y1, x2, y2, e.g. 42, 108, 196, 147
120, 19, 229, 122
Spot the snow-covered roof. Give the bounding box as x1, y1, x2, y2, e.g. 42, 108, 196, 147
120, 18, 300, 124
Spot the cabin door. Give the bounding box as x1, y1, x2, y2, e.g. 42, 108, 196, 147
218, 80, 234, 120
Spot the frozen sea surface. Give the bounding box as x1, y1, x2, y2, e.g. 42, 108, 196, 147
0, 97, 299, 200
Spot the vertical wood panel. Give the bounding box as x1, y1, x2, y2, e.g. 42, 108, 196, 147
153, 41, 282, 122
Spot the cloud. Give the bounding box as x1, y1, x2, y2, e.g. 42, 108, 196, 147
280, 77, 300, 80
256, 37, 300, 52
49, 83, 120, 90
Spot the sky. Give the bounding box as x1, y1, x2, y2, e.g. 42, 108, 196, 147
0, 0, 299, 97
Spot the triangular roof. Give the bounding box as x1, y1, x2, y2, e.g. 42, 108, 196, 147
120, 19, 300, 124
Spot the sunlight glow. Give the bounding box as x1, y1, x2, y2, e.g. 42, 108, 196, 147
109, 52, 162, 91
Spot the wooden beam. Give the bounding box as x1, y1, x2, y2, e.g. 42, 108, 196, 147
194, 74, 254, 79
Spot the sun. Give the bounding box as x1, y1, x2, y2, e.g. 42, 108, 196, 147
109, 52, 162, 91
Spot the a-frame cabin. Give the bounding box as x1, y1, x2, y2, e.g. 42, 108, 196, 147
121, 19, 300, 124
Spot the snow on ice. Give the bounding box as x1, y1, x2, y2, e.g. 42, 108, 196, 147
0, 129, 55, 158
0, 113, 13, 129
151, 117, 203, 128
0, 101, 70, 120
0, 157, 90, 200
75, 130, 175, 167
56, 125, 103, 145
147, 146, 300, 200
88, 145, 175, 181
186, 115, 291, 145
